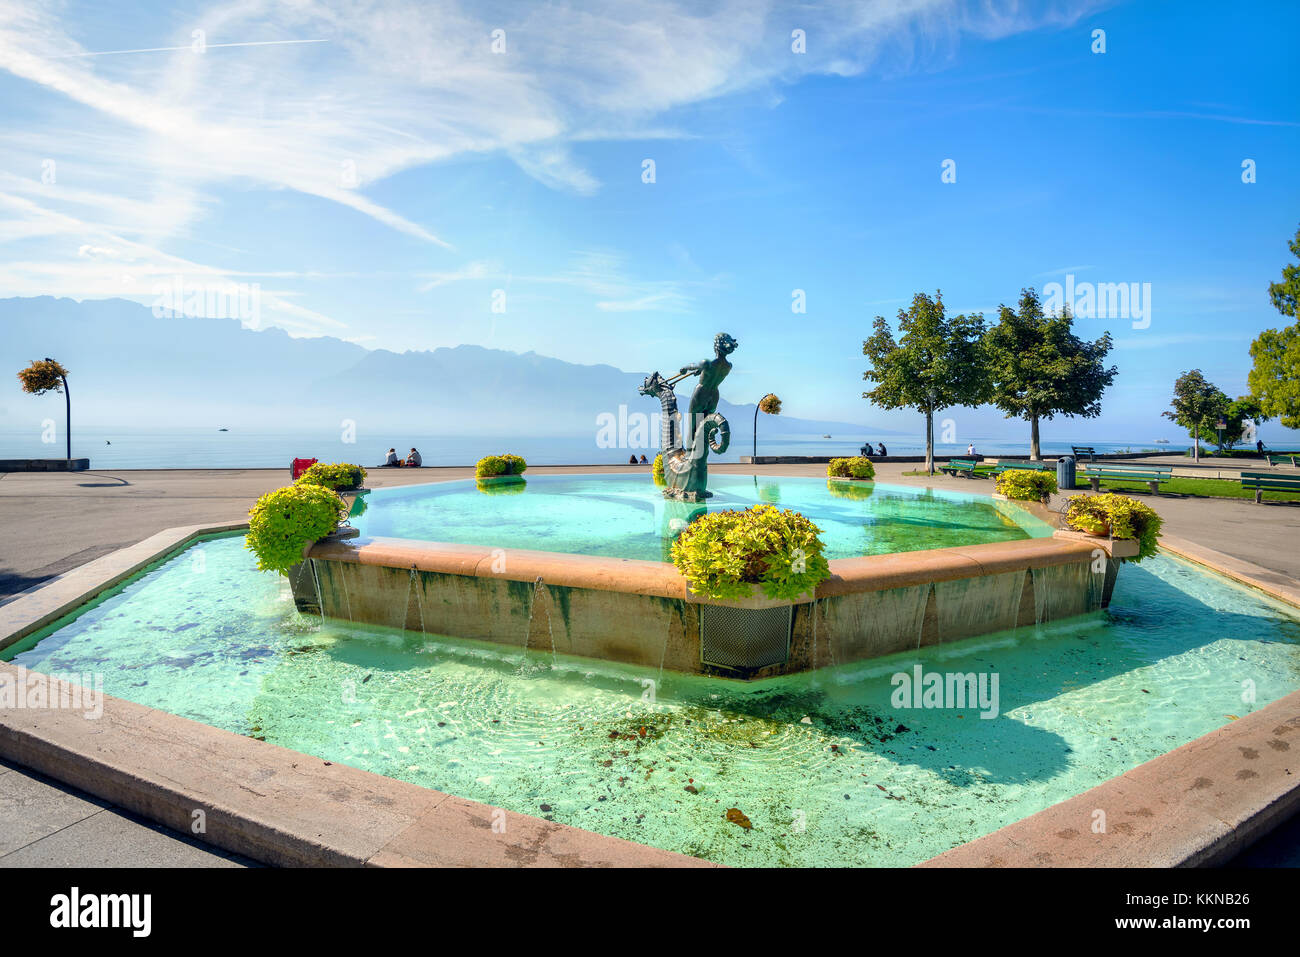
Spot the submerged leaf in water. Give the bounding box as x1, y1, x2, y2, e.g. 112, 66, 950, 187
725, 808, 752, 830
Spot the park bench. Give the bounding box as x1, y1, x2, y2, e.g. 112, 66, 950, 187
1266, 452, 1300, 467
1240, 471, 1300, 503
1071, 445, 1097, 461
940, 458, 979, 477
990, 462, 1053, 474
1079, 463, 1173, 493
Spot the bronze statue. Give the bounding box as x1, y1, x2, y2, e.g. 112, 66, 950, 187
639, 332, 736, 501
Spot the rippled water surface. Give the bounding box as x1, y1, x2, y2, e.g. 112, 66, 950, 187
8, 532, 1300, 866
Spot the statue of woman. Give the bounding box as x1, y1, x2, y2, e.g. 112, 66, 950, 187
679, 332, 737, 453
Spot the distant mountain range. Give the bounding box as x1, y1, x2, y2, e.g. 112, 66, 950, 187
0, 297, 892, 440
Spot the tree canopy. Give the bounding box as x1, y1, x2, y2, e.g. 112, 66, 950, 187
1249, 224, 1300, 428
1163, 369, 1225, 459
863, 291, 987, 472
1267, 223, 1300, 319
983, 288, 1116, 458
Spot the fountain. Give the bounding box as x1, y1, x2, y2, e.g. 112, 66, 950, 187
266, 328, 1140, 679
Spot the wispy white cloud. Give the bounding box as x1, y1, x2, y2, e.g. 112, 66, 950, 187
0, 0, 1105, 335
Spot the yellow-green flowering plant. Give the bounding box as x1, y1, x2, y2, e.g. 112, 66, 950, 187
246, 483, 348, 574
670, 504, 831, 601
993, 468, 1058, 502
828, 456, 875, 480
475, 454, 528, 478
296, 462, 367, 491
652, 452, 666, 486
1064, 493, 1163, 562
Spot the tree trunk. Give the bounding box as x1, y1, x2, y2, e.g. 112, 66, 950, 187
925, 410, 934, 475
1030, 414, 1041, 461
1193, 419, 1200, 463
752, 404, 759, 460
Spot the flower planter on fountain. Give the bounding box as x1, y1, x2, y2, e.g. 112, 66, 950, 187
1061, 493, 1163, 563
475, 454, 528, 485
828, 457, 876, 482
670, 503, 830, 674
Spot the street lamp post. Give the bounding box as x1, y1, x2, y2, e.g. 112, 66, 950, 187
45, 356, 71, 462
753, 393, 778, 459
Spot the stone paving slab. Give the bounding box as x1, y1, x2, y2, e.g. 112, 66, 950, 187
0, 759, 254, 867
0, 759, 106, 856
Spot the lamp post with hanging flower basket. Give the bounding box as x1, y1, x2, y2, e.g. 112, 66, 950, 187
17, 358, 73, 462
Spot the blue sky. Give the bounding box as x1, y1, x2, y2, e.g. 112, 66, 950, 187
1, 0, 1298, 442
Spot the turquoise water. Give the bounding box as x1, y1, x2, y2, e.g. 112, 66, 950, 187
8, 534, 1300, 867
348, 474, 1055, 560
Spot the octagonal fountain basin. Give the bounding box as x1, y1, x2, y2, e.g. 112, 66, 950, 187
6, 532, 1300, 867
294, 473, 1102, 678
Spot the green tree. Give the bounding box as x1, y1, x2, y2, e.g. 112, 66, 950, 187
1267, 223, 1300, 319
751, 393, 781, 458
1221, 396, 1268, 449
863, 291, 988, 475
1248, 326, 1300, 430
983, 288, 1117, 460
17, 358, 72, 461
1163, 369, 1228, 462
1248, 224, 1300, 428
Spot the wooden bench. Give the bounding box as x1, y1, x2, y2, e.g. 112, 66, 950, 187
989, 462, 1053, 474
1079, 463, 1173, 493
1266, 452, 1300, 467
1071, 446, 1097, 462
940, 458, 979, 477
1240, 471, 1300, 503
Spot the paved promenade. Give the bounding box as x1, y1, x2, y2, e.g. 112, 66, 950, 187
1, 460, 1298, 866
3, 461, 1298, 602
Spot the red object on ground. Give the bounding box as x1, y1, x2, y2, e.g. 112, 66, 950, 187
291, 457, 318, 480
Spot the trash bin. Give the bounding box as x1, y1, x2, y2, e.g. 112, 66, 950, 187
1057, 455, 1075, 492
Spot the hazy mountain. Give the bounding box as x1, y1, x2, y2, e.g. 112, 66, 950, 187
0, 297, 889, 439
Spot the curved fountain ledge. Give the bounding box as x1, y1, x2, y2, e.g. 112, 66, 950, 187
0, 663, 710, 868
919, 689, 1300, 867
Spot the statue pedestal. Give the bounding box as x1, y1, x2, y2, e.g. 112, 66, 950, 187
663, 487, 712, 502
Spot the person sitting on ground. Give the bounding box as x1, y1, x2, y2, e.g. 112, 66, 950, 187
405, 448, 422, 467
639, 454, 649, 464
383, 448, 400, 467
966, 443, 976, 456
877, 442, 887, 456
628, 455, 638, 464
